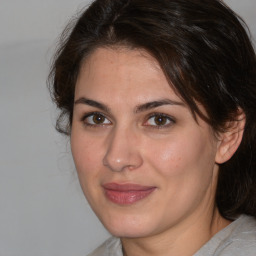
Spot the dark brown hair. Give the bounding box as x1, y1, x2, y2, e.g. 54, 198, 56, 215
48, 0, 256, 219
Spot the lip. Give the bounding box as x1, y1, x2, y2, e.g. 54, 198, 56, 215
102, 183, 156, 205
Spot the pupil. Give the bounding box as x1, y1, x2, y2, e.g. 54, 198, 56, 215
93, 114, 104, 124
155, 116, 166, 125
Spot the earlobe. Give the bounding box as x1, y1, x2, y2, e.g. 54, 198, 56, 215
215, 110, 246, 164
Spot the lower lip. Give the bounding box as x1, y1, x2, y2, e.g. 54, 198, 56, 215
104, 188, 156, 205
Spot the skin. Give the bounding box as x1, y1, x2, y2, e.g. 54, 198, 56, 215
71, 47, 232, 256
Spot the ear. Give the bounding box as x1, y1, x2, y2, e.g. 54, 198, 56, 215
215, 110, 246, 164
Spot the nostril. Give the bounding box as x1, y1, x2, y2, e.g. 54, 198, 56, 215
103, 151, 143, 172
103, 154, 128, 172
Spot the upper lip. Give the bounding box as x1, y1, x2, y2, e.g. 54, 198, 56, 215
102, 183, 156, 191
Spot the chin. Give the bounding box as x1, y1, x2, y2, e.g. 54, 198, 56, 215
99, 211, 157, 238
106, 224, 153, 238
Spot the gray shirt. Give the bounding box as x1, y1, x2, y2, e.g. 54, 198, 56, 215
87, 215, 256, 256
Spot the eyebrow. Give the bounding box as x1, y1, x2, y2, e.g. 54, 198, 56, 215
74, 97, 185, 113
135, 99, 185, 113
74, 97, 110, 112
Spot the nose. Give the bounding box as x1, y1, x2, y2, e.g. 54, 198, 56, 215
103, 127, 143, 172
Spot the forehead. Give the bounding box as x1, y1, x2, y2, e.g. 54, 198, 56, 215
75, 47, 182, 104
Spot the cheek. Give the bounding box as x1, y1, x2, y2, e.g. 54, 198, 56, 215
70, 133, 105, 203
71, 132, 103, 178
145, 131, 216, 178
146, 142, 184, 176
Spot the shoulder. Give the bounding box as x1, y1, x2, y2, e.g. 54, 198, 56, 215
218, 215, 256, 255
87, 237, 122, 256
195, 215, 256, 256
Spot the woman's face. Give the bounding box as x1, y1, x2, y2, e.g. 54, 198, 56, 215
71, 47, 220, 238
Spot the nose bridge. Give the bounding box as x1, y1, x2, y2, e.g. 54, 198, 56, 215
103, 124, 142, 172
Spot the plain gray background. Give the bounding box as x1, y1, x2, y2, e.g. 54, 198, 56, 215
0, 1, 255, 255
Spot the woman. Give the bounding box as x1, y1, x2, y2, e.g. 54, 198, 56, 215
48, 0, 256, 255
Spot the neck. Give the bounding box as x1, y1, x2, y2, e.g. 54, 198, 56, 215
121, 208, 230, 256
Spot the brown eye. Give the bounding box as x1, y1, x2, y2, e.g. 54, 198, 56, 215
93, 114, 106, 124
154, 115, 168, 126
145, 114, 174, 127
83, 113, 111, 126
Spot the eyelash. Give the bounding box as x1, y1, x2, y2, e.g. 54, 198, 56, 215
144, 113, 176, 129
81, 112, 111, 127
81, 112, 176, 129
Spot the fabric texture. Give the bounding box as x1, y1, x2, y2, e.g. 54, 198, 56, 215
87, 215, 256, 256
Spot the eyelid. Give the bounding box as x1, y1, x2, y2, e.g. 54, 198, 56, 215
80, 111, 175, 128
81, 112, 112, 126
143, 113, 176, 127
